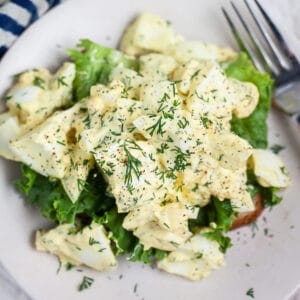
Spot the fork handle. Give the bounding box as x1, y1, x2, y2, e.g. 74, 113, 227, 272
274, 79, 300, 115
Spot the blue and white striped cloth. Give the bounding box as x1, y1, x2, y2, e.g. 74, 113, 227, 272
0, 0, 61, 58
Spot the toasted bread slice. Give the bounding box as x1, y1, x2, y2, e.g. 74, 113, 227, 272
230, 193, 264, 230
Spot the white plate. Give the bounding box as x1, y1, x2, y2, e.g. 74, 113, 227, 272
0, 0, 300, 299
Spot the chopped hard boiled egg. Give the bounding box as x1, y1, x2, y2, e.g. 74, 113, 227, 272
93, 139, 166, 212
49, 62, 76, 105
6, 62, 75, 130
36, 222, 117, 271
250, 149, 290, 188
123, 202, 199, 251
120, 13, 181, 56
172, 59, 201, 94
109, 68, 142, 100
0, 113, 22, 160
227, 78, 259, 119
61, 145, 93, 203
10, 102, 87, 179
208, 133, 253, 171
166, 40, 237, 64
157, 232, 224, 280
139, 53, 177, 79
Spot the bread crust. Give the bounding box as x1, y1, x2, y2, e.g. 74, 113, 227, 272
230, 193, 264, 230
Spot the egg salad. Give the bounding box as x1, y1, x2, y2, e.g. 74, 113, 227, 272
0, 13, 290, 281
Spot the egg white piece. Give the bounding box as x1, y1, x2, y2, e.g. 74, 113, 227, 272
157, 233, 224, 280
250, 149, 290, 188
36, 223, 117, 271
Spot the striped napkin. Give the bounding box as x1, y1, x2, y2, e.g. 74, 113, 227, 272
0, 0, 61, 58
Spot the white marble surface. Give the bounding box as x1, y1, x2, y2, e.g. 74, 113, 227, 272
0, 0, 300, 299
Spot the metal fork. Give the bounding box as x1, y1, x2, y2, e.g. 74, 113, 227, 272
222, 0, 300, 124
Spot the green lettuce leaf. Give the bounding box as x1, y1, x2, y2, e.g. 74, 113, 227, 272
128, 243, 153, 264
225, 53, 273, 149
189, 197, 234, 233
67, 39, 139, 101
15, 164, 114, 224
246, 170, 282, 208
202, 229, 232, 253
188, 197, 233, 253
261, 187, 282, 207
97, 209, 168, 261
96, 207, 137, 254
128, 243, 168, 264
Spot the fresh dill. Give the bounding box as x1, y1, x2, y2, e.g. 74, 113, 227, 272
157, 143, 169, 154
190, 69, 200, 80
56, 140, 66, 146
146, 116, 166, 136
83, 115, 91, 129
89, 237, 100, 246
123, 140, 142, 191
65, 262, 75, 271
78, 276, 94, 291
200, 116, 212, 129
270, 144, 285, 154
246, 288, 255, 298
77, 179, 88, 192
33, 76, 46, 89
57, 76, 68, 87
172, 147, 191, 171
4, 95, 12, 102
177, 117, 189, 129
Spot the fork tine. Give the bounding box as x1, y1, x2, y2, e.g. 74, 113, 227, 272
221, 7, 249, 55
244, 0, 286, 71
222, 7, 268, 72
221, 7, 263, 71
254, 0, 299, 66
230, 2, 273, 74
